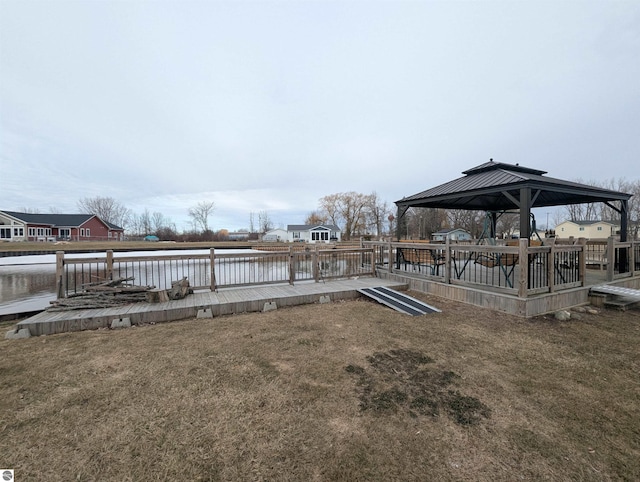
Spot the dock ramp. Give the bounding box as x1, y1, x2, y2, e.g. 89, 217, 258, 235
590, 285, 640, 301
590, 284, 640, 310
358, 286, 440, 316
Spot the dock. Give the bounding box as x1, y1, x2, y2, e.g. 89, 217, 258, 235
14, 278, 408, 337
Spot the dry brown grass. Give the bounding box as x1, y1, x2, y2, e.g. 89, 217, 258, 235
1, 294, 639, 481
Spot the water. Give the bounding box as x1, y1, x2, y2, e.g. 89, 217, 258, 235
0, 249, 249, 316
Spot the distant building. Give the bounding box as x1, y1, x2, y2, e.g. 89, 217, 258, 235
555, 220, 618, 239
287, 224, 341, 243
0, 210, 124, 242
431, 228, 472, 242
227, 232, 250, 241
262, 229, 288, 242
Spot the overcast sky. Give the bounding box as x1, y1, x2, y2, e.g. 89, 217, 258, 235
1, 1, 639, 232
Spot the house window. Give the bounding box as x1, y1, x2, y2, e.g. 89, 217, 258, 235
312, 231, 329, 241
85, 229, 90, 237
579, 227, 584, 231
37, 228, 44, 236
293, 232, 300, 239
29, 228, 36, 236
597, 226, 602, 231
59, 228, 70, 239
0, 227, 11, 239
13, 227, 24, 237
80, 228, 85, 237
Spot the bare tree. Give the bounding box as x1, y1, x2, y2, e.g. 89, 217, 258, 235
152, 212, 169, 233
305, 211, 327, 225
447, 209, 484, 238
404, 207, 446, 240
188, 201, 215, 233
366, 192, 390, 238
77, 196, 130, 227
258, 211, 273, 233
318, 192, 373, 240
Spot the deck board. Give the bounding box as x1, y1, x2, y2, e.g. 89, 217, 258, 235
16, 278, 407, 336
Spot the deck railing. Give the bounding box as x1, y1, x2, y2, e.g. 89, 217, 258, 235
55, 247, 375, 298
363, 237, 639, 297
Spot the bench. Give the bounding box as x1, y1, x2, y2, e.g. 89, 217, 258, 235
398, 246, 446, 275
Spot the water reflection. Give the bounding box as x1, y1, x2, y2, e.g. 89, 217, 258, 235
0, 264, 57, 314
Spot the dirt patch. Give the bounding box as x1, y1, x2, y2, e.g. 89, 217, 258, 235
346, 348, 490, 424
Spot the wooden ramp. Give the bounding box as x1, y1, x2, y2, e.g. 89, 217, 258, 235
12, 278, 408, 337
358, 286, 441, 316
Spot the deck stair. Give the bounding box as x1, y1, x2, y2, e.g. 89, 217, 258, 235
589, 285, 640, 310
358, 286, 441, 316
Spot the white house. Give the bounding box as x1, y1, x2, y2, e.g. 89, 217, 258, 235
555, 220, 618, 239
431, 228, 472, 242
287, 224, 341, 243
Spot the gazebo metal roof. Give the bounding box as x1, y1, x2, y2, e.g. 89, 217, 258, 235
396, 160, 631, 241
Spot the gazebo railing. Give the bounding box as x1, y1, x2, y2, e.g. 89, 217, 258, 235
362, 238, 638, 297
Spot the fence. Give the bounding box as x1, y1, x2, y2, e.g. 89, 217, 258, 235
363, 237, 639, 297
55, 247, 375, 298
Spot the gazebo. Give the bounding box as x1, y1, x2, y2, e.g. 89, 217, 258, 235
395, 160, 631, 243
361, 160, 638, 316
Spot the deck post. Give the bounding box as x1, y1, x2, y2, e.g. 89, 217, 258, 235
313, 248, 319, 282
547, 244, 556, 293
388, 239, 393, 273
209, 248, 217, 291
55, 251, 65, 299
606, 236, 615, 282
577, 238, 586, 286
106, 250, 114, 280
518, 239, 529, 298
444, 237, 451, 284
289, 246, 295, 285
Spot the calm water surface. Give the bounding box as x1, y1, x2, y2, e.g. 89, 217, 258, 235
0, 249, 246, 316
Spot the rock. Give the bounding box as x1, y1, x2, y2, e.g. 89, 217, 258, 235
573, 306, 587, 313
587, 308, 599, 315
554, 310, 571, 321
571, 312, 583, 320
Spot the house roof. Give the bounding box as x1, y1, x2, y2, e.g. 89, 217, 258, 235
432, 228, 470, 235
396, 160, 631, 211
1, 211, 124, 230
287, 224, 340, 231
561, 220, 617, 226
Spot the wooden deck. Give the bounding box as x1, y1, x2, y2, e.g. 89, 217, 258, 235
16, 278, 408, 337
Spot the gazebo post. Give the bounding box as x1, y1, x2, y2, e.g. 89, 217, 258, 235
519, 187, 531, 243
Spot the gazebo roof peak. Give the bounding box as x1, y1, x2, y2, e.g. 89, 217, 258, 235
462, 159, 547, 177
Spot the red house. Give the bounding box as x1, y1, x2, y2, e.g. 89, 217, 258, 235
0, 210, 125, 242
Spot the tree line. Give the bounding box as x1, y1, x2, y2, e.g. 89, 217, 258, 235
27, 176, 639, 242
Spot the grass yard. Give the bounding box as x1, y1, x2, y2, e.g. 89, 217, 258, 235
1, 293, 639, 481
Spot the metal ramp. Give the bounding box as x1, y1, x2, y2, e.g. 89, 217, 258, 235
358, 286, 441, 316
590, 284, 640, 310
590, 285, 640, 301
